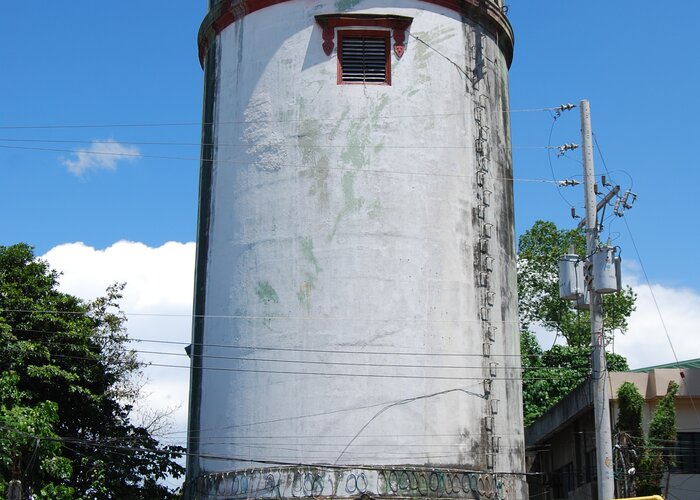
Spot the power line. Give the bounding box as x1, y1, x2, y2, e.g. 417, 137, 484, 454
5, 333, 600, 376
0, 424, 532, 475
167, 431, 531, 439
185, 387, 483, 433
546, 111, 575, 209
48, 352, 531, 382
0, 136, 550, 152
2, 338, 529, 370
1, 307, 519, 325
621, 216, 700, 427
0, 144, 560, 184
10, 326, 539, 359
0, 106, 563, 130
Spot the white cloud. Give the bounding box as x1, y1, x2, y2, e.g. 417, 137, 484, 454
39, 242, 700, 450
41, 240, 195, 445
61, 139, 140, 175
614, 276, 700, 369
533, 270, 700, 370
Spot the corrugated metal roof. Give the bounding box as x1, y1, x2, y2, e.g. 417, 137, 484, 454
631, 358, 700, 372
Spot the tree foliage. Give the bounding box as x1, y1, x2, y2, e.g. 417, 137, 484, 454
518, 220, 636, 347
0, 243, 184, 498
521, 330, 628, 426
637, 381, 679, 496
518, 221, 636, 425
615, 381, 644, 496
617, 381, 644, 439
0, 372, 74, 498
616, 381, 679, 497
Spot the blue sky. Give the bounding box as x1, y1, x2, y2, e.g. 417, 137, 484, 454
1, 2, 203, 251
2, 0, 700, 479
3, 1, 698, 289
509, 1, 700, 291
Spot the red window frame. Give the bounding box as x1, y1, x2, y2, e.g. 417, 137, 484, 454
337, 30, 391, 86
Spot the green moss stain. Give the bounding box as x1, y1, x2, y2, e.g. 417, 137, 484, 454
412, 32, 433, 71
341, 171, 362, 211
404, 26, 455, 97
297, 271, 317, 313
340, 127, 369, 168
329, 96, 395, 239
331, 171, 364, 237
300, 237, 321, 273
370, 94, 390, 121
367, 199, 382, 219
255, 281, 279, 304
297, 238, 321, 313
330, 109, 349, 138
299, 119, 330, 205
334, 0, 362, 11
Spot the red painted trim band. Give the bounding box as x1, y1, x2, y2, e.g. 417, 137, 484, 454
198, 0, 514, 68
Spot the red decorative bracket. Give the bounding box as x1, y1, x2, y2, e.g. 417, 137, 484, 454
315, 14, 413, 58
393, 28, 406, 58
322, 26, 335, 56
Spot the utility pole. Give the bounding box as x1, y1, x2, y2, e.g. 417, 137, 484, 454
6, 480, 21, 500
580, 99, 614, 499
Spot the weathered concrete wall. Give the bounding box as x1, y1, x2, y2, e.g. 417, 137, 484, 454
187, 0, 525, 497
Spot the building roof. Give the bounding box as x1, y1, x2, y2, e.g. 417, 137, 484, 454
631, 357, 700, 372
526, 366, 700, 447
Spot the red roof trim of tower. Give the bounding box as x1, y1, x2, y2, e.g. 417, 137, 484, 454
197, 0, 514, 68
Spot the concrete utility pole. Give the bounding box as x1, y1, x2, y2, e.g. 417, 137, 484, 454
6, 479, 21, 500
580, 99, 614, 499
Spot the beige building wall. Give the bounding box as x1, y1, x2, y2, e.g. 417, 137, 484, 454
527, 367, 700, 499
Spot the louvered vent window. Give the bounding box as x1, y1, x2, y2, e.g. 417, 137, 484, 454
338, 31, 390, 85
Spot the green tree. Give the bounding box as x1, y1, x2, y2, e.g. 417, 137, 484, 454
518, 220, 636, 347
521, 331, 628, 426
617, 381, 644, 439
0, 372, 74, 499
0, 243, 184, 498
637, 381, 679, 496
518, 221, 635, 425
615, 382, 645, 496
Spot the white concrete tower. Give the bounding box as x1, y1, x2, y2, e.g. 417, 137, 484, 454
186, 0, 524, 497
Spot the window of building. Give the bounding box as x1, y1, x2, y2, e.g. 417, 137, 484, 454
315, 14, 413, 86
338, 30, 390, 85
677, 432, 700, 473
585, 449, 596, 483
552, 462, 575, 498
